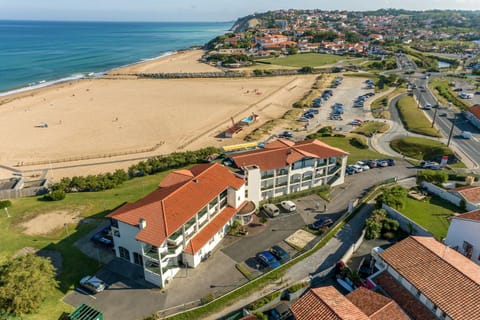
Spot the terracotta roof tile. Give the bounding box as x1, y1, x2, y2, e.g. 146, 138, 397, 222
379, 236, 480, 320
108, 163, 244, 246
451, 185, 480, 203
374, 272, 435, 320
346, 287, 409, 320
231, 139, 348, 171
184, 204, 242, 254
452, 209, 480, 222
290, 286, 369, 320
467, 104, 480, 120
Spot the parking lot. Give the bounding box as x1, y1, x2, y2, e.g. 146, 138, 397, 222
64, 160, 416, 320
307, 76, 376, 130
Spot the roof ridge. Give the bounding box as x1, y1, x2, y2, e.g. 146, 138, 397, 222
161, 199, 169, 237
162, 163, 215, 201
369, 299, 394, 317
312, 288, 360, 319
411, 237, 480, 285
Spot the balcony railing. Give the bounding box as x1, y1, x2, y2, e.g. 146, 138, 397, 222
261, 184, 274, 190
276, 181, 288, 187
290, 178, 301, 184
161, 247, 179, 259
302, 175, 313, 181
145, 249, 159, 260
162, 263, 179, 274
275, 169, 288, 176
145, 262, 160, 275
328, 165, 341, 175
261, 173, 275, 180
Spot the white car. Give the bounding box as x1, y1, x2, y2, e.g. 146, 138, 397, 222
280, 200, 296, 212
79, 275, 106, 294
352, 164, 363, 173
356, 161, 370, 171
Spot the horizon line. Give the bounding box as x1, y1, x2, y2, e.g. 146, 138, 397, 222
0, 18, 234, 24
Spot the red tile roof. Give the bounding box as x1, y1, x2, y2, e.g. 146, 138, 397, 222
107, 163, 244, 246
379, 236, 480, 320
184, 204, 244, 254
290, 286, 369, 320
450, 185, 480, 203
231, 139, 347, 171
346, 287, 409, 320
467, 104, 480, 120
452, 209, 480, 222
374, 272, 436, 320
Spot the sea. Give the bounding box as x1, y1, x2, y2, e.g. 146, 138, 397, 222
0, 20, 231, 95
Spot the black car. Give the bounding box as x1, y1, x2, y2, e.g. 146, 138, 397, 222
270, 245, 290, 262
308, 218, 334, 230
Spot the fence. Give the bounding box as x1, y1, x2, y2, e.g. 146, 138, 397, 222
421, 181, 477, 211
340, 229, 366, 264
382, 204, 433, 237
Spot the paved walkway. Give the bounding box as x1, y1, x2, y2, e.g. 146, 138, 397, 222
206, 202, 374, 320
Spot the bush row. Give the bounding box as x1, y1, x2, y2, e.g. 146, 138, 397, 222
50, 147, 221, 194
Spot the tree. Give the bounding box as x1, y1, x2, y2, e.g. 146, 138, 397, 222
365, 216, 382, 240
0, 254, 58, 315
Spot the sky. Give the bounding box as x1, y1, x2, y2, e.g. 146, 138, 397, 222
0, 0, 479, 22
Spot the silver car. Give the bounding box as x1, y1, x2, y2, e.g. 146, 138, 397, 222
79, 275, 106, 294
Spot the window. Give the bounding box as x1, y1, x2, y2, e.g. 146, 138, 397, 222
133, 252, 143, 266
110, 219, 119, 228
119, 246, 130, 261
463, 241, 473, 259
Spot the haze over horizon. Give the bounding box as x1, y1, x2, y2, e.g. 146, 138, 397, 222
1, 0, 480, 22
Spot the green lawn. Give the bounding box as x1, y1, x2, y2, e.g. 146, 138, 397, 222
260, 53, 346, 68
396, 96, 441, 137
314, 134, 387, 164
390, 136, 453, 161
0, 171, 170, 319
401, 196, 459, 240
352, 121, 390, 137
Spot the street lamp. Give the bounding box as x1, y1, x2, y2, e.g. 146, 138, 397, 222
431, 105, 439, 128
447, 114, 458, 147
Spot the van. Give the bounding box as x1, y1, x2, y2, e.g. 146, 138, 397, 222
280, 200, 296, 212
262, 204, 280, 217
461, 131, 472, 139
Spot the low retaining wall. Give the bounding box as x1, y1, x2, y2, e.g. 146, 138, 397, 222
382, 204, 433, 237
341, 229, 366, 264
421, 181, 477, 211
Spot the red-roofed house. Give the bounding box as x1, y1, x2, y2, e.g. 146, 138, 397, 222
370, 236, 480, 320
445, 209, 480, 264
107, 163, 253, 287
230, 139, 348, 204
290, 286, 408, 320
464, 104, 480, 129
449, 185, 480, 207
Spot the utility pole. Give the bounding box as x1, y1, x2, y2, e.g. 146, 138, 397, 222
447, 114, 457, 147
431, 105, 439, 128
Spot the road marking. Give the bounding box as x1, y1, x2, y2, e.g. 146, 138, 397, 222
76, 287, 96, 300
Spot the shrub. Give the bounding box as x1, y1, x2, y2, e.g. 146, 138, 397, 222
247, 291, 281, 310
365, 216, 382, 240
382, 231, 396, 240
287, 281, 309, 293
253, 312, 268, 320
41, 190, 66, 201
382, 217, 399, 232
200, 293, 215, 305
0, 200, 12, 209
349, 137, 368, 149
417, 170, 448, 185
376, 185, 407, 209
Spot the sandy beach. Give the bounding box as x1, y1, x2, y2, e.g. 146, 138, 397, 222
0, 50, 316, 179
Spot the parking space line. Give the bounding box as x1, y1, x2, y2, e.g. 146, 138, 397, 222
75, 287, 97, 300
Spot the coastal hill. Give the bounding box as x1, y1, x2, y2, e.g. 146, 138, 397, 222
230, 14, 260, 33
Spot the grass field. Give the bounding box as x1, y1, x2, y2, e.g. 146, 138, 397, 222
313, 134, 387, 164
352, 121, 390, 137
401, 196, 459, 240
390, 136, 453, 160
0, 172, 170, 319
260, 53, 347, 68
396, 95, 441, 137
430, 78, 471, 110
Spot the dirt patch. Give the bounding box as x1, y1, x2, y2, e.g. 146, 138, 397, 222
285, 229, 316, 250
20, 208, 83, 235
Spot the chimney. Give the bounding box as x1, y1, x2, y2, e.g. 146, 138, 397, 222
139, 218, 147, 229
193, 178, 199, 183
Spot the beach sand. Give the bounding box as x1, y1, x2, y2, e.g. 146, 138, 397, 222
109, 49, 221, 74
0, 51, 316, 179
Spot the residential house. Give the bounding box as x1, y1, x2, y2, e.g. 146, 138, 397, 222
107, 163, 255, 287
464, 104, 480, 129
449, 184, 480, 207
290, 286, 408, 319
370, 236, 480, 320
445, 209, 480, 265
230, 139, 348, 205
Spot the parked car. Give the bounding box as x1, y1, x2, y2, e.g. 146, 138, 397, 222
367, 160, 378, 168
352, 164, 363, 173
256, 251, 281, 269
278, 131, 293, 138
384, 158, 395, 166
91, 226, 113, 246
298, 117, 309, 122
280, 200, 296, 212
262, 204, 280, 218
79, 275, 106, 294
270, 245, 290, 262
307, 108, 319, 114
439, 112, 448, 117
308, 218, 334, 230
303, 112, 314, 119
346, 166, 356, 175
377, 160, 388, 167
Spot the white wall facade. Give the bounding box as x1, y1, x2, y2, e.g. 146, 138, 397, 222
112, 221, 143, 264
445, 218, 480, 265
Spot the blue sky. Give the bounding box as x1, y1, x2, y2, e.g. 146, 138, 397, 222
1, 0, 479, 21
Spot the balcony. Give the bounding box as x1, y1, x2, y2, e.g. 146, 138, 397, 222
261, 173, 275, 180
275, 169, 288, 176
145, 248, 160, 260
290, 178, 301, 184
145, 262, 160, 275
276, 181, 288, 187
302, 175, 313, 181
162, 263, 180, 274
261, 184, 274, 191
161, 246, 179, 259
328, 165, 341, 175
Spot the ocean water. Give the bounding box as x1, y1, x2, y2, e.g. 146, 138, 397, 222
0, 20, 231, 94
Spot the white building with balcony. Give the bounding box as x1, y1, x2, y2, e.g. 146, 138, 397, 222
107, 163, 254, 288
445, 209, 480, 265
230, 139, 348, 205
